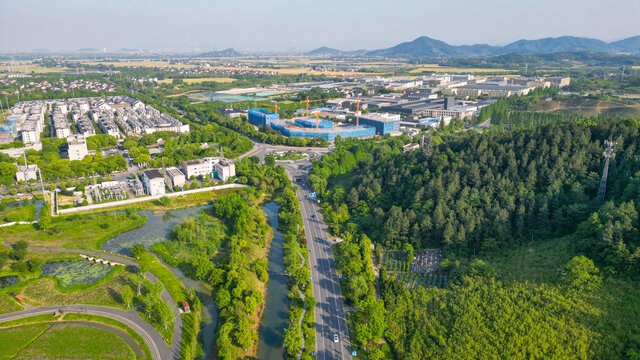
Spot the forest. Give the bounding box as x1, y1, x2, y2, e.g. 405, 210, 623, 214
309, 118, 640, 359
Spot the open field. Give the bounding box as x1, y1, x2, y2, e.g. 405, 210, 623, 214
0, 212, 146, 249
0, 294, 23, 315
3, 322, 135, 359
77, 60, 380, 76
158, 77, 236, 84
0, 61, 69, 74
408, 64, 517, 74
534, 98, 640, 118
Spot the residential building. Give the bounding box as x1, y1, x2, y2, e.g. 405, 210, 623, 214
165, 167, 186, 189
67, 134, 88, 161
142, 169, 165, 196
15, 164, 39, 182
182, 158, 214, 179
214, 160, 236, 181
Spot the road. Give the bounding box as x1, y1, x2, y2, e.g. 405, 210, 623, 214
282, 159, 352, 360
237, 142, 331, 162
0, 305, 169, 360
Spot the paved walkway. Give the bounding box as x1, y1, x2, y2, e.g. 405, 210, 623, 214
0, 305, 168, 360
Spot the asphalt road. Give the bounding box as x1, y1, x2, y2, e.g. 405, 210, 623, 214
237, 142, 331, 162
0, 305, 168, 360
282, 160, 352, 360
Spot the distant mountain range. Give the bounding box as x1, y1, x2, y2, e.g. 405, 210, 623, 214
198, 48, 242, 57
307, 35, 640, 58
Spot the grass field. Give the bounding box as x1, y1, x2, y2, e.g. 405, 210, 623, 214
0, 323, 50, 359
534, 98, 640, 118
7, 322, 135, 359
0, 294, 23, 315
0, 212, 145, 249
16, 270, 130, 308
158, 77, 236, 84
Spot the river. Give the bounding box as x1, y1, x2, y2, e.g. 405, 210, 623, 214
99, 202, 289, 359
257, 202, 289, 360
101, 205, 217, 359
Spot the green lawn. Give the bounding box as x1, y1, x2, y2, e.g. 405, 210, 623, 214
0, 293, 23, 315
10, 323, 135, 359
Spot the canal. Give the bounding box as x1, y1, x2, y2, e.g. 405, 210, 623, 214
257, 202, 289, 360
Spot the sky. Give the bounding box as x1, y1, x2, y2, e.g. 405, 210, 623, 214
1, 0, 639, 53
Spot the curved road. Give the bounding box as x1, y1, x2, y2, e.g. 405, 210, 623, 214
0, 305, 167, 360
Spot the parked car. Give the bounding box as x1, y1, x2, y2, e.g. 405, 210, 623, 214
333, 334, 339, 342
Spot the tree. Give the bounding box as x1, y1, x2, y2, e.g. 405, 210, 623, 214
121, 285, 134, 310
193, 254, 214, 280
0, 162, 17, 185
216, 288, 231, 309
130, 244, 146, 258
283, 325, 302, 355
157, 301, 174, 331
12, 240, 28, 261
562, 256, 601, 292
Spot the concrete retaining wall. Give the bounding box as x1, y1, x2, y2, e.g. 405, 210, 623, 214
57, 183, 247, 215
0, 221, 37, 228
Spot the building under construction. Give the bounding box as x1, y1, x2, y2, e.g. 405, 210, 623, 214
248, 109, 280, 127
270, 117, 375, 141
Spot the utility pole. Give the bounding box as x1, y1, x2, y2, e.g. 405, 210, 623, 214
597, 140, 616, 202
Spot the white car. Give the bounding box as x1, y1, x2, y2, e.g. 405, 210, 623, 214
333, 334, 339, 342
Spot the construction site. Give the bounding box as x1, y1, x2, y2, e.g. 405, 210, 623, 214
248, 96, 401, 141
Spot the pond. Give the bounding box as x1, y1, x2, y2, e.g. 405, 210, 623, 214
40, 261, 113, 287
102, 206, 208, 255
0, 275, 18, 289
257, 202, 289, 360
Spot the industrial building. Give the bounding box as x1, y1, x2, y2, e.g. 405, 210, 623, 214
248, 109, 280, 127
445, 84, 533, 97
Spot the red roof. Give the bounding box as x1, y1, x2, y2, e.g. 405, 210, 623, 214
182, 301, 190, 309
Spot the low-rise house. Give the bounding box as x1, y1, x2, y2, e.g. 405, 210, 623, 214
142, 169, 165, 196
165, 167, 186, 189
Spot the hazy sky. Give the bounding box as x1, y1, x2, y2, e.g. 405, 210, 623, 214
1, 0, 639, 52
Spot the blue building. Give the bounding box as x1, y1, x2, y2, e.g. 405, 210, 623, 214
271, 120, 375, 141
294, 117, 334, 129
248, 109, 279, 127
358, 115, 400, 135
